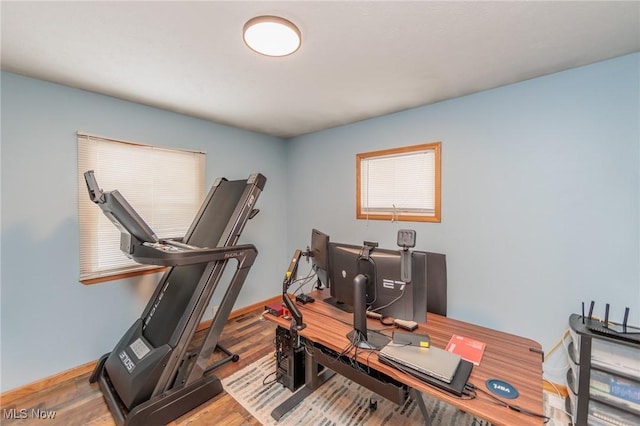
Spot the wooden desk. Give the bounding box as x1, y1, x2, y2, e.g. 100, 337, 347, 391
265, 289, 544, 425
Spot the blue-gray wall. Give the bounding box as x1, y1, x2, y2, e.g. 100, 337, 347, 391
0, 72, 288, 392
286, 53, 640, 381
1, 53, 639, 392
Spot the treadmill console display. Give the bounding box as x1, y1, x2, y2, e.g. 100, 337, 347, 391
129, 338, 151, 360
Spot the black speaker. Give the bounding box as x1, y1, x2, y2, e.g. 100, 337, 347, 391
426, 253, 447, 317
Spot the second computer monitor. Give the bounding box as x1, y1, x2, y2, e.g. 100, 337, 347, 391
310, 229, 330, 270
372, 249, 427, 323
310, 229, 330, 289
326, 242, 363, 312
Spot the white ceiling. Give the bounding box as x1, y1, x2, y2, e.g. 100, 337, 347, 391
2, 1, 639, 139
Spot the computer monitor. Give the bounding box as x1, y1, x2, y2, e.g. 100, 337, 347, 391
326, 242, 377, 313
310, 229, 330, 288
326, 241, 428, 323
336, 243, 425, 350
368, 250, 428, 324
310, 229, 329, 270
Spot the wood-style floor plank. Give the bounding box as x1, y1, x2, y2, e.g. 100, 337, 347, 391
0, 310, 277, 426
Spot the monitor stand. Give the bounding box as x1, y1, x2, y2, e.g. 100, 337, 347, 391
347, 329, 390, 350
347, 274, 390, 350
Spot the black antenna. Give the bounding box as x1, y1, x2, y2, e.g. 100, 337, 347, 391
623, 307, 630, 331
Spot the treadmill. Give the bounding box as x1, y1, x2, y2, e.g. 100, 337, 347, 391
84, 170, 266, 426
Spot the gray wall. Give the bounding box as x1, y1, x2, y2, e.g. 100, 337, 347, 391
286, 53, 640, 382
1, 72, 288, 392
1, 53, 638, 392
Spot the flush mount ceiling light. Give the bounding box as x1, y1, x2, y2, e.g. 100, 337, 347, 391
243, 16, 301, 57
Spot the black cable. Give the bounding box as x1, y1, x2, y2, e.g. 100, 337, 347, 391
465, 383, 550, 422
291, 268, 317, 294
368, 282, 406, 314
262, 370, 280, 386
380, 316, 395, 326
264, 349, 281, 386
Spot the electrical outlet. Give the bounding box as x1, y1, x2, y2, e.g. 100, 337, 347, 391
546, 392, 566, 410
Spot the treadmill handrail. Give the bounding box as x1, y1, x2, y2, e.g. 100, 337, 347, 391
130, 242, 258, 267
84, 170, 159, 244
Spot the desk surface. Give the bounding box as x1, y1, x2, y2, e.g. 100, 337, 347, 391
266, 289, 544, 426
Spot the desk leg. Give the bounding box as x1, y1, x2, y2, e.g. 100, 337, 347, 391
410, 388, 431, 426
305, 345, 319, 390
270, 345, 335, 421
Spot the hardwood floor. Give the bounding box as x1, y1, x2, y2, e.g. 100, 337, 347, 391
0, 309, 278, 426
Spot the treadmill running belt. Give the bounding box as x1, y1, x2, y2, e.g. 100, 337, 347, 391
143, 179, 247, 348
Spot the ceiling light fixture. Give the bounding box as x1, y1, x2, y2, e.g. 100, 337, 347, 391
243, 16, 301, 57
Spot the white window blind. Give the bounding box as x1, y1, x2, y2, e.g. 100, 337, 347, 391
77, 133, 205, 282
357, 143, 441, 222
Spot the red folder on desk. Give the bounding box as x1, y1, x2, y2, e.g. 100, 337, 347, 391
446, 334, 486, 366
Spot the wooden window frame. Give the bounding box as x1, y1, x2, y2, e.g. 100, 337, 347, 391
356, 142, 441, 223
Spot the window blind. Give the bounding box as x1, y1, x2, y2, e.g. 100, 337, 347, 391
77, 133, 205, 282
361, 151, 435, 214
357, 142, 441, 222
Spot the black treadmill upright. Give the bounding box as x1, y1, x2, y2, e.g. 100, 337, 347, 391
85, 170, 266, 426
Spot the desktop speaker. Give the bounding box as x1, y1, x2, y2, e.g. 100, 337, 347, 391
425, 253, 447, 317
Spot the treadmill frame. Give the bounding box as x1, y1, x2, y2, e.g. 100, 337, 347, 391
86, 171, 266, 425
